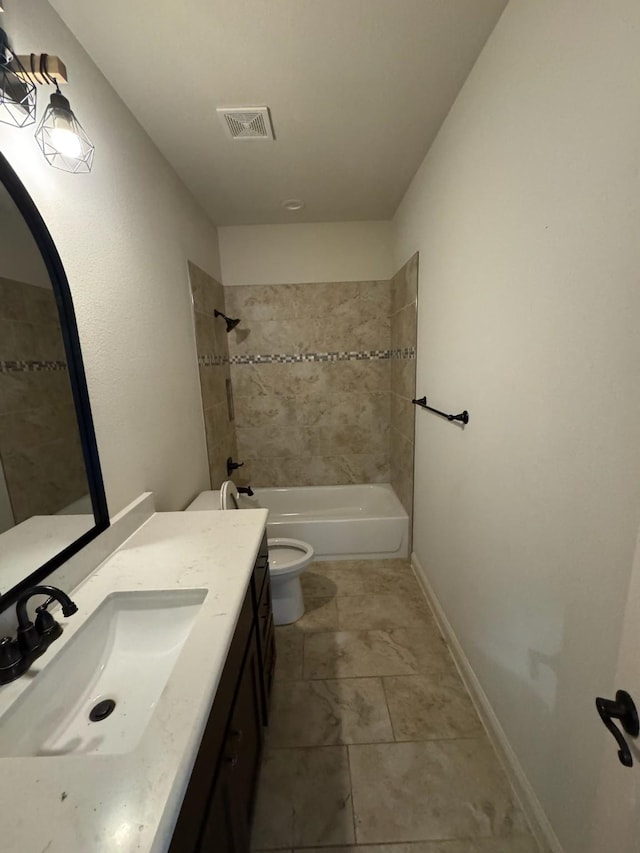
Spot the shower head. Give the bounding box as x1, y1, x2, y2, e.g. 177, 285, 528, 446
214, 309, 240, 333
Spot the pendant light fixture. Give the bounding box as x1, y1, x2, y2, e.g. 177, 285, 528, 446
0, 28, 94, 175
0, 29, 36, 128
35, 79, 94, 173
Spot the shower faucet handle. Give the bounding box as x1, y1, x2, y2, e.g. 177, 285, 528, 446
227, 457, 244, 477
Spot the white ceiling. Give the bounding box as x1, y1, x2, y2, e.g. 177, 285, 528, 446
50, 0, 507, 226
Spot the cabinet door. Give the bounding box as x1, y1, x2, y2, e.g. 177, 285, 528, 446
228, 625, 264, 840
199, 626, 264, 853
198, 766, 235, 853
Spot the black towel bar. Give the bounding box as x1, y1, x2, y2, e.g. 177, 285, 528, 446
412, 396, 469, 425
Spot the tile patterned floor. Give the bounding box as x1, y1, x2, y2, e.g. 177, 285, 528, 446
251, 559, 539, 853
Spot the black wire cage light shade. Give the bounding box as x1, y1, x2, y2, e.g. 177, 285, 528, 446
0, 30, 37, 128
35, 85, 94, 174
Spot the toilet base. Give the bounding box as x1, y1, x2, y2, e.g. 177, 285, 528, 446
271, 574, 305, 625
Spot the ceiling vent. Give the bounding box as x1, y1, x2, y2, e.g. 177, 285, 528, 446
217, 106, 274, 140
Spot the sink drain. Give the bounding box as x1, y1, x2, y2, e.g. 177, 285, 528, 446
89, 699, 116, 722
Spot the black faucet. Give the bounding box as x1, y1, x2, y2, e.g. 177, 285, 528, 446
0, 585, 78, 686
227, 456, 244, 477
237, 485, 254, 497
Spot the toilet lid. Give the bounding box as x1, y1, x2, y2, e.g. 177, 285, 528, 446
220, 480, 240, 511
268, 538, 314, 574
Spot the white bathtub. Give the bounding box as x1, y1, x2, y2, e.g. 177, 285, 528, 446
243, 484, 408, 560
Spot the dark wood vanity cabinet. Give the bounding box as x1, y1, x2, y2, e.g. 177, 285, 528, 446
169, 533, 275, 853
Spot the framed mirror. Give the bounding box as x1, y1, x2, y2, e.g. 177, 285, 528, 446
0, 152, 108, 608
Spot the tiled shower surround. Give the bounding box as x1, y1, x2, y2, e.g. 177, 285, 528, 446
189, 262, 240, 487
225, 280, 393, 487
0, 276, 87, 522
192, 257, 418, 531
222, 255, 418, 523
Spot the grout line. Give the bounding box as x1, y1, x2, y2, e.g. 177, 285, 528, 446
263, 735, 491, 752
379, 676, 398, 743
344, 743, 358, 845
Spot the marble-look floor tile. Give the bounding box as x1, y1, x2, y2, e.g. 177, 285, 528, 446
303, 629, 454, 680
358, 563, 422, 597
252, 746, 355, 849
349, 739, 528, 844
274, 625, 304, 681
295, 596, 339, 632
337, 593, 434, 631
295, 837, 538, 853
383, 673, 484, 741
302, 562, 367, 598
267, 678, 393, 747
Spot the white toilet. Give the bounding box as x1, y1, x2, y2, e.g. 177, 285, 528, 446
219, 481, 314, 625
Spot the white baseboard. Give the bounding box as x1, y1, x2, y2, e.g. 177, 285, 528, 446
411, 550, 563, 853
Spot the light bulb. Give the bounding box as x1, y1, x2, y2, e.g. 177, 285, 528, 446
35, 90, 95, 173
50, 126, 82, 158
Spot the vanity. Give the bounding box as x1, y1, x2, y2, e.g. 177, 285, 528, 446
0, 507, 274, 852
170, 522, 275, 853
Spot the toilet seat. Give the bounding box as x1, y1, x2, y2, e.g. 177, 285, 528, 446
267, 538, 314, 577
220, 480, 240, 511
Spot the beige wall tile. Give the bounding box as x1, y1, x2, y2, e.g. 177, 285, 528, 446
0, 278, 28, 322
390, 392, 415, 445
190, 263, 238, 490
188, 261, 224, 316
390, 426, 414, 522
231, 360, 390, 399
198, 363, 226, 409
390, 356, 416, 402
0, 276, 86, 522
236, 424, 308, 459
227, 280, 390, 324
3, 436, 88, 522
391, 252, 419, 316
306, 422, 390, 457
246, 453, 389, 487
390, 302, 417, 351
25, 285, 59, 326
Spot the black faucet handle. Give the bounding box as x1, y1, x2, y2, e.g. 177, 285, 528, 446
34, 601, 63, 642
227, 456, 244, 476
0, 637, 28, 685
0, 637, 20, 669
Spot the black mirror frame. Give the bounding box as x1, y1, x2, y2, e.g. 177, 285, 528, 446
0, 152, 109, 610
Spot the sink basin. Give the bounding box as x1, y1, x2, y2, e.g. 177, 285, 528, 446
0, 588, 207, 757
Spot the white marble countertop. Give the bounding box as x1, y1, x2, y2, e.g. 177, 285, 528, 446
0, 508, 268, 853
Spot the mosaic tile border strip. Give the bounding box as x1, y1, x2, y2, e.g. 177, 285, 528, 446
198, 348, 415, 368
198, 354, 228, 367
0, 359, 68, 374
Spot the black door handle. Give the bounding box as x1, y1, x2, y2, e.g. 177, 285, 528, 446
595, 690, 639, 767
